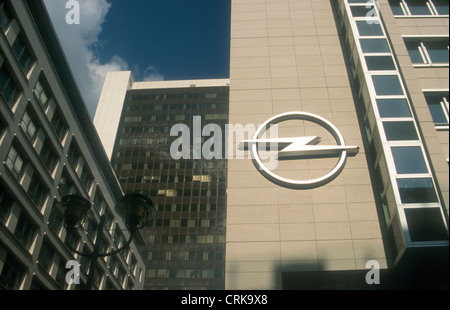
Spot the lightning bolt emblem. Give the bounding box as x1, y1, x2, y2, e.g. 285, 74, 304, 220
239, 136, 359, 160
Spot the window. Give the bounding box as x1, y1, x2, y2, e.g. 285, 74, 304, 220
406, 0, 434, 15
365, 56, 396, 70
405, 208, 449, 242
390, 0, 449, 16
351, 5, 377, 17
360, 39, 391, 53
27, 173, 48, 208
397, 177, 439, 203
383, 121, 419, 140
0, 1, 13, 31
372, 75, 404, 96
356, 21, 384, 36
0, 254, 25, 289
389, 0, 406, 15
34, 79, 50, 107
14, 211, 37, 250
391, 146, 428, 174
67, 140, 81, 167
58, 171, 77, 195
433, 0, 450, 15
376, 99, 412, 117
37, 239, 55, 273
5, 145, 24, 176
0, 62, 20, 107
48, 200, 65, 233
78, 158, 93, 191
39, 139, 58, 173
424, 92, 449, 126
0, 182, 14, 224
50, 108, 68, 142
405, 38, 449, 65
12, 33, 35, 73
20, 109, 38, 141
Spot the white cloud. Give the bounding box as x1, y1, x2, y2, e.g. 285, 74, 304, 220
141, 66, 164, 82
43, 0, 130, 117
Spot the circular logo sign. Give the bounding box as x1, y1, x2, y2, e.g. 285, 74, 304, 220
242, 111, 359, 189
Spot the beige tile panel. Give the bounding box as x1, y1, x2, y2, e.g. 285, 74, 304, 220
227, 204, 280, 225
227, 223, 280, 242
225, 272, 281, 290
280, 222, 316, 241
279, 204, 315, 223
352, 239, 387, 260
350, 221, 384, 239
317, 240, 355, 260
226, 241, 281, 262
227, 187, 279, 206
315, 222, 352, 240
281, 241, 318, 262
313, 203, 350, 222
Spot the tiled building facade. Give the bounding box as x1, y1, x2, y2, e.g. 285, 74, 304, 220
0, 0, 146, 290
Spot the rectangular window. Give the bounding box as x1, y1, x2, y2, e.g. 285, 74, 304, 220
383, 121, 419, 140
50, 109, 68, 142
360, 39, 391, 53
67, 140, 81, 167
58, 171, 77, 196
406, 0, 433, 15
432, 0, 450, 15
389, 0, 406, 15
405, 208, 449, 242
0, 1, 13, 31
28, 173, 48, 208
372, 75, 404, 96
0, 254, 25, 290
405, 38, 449, 65
0, 182, 14, 224
0, 62, 20, 107
34, 79, 50, 108
356, 21, 384, 36
5, 145, 24, 176
397, 177, 439, 203
20, 110, 38, 141
48, 200, 65, 233
351, 5, 378, 17
37, 240, 55, 273
377, 99, 412, 117
390, 0, 448, 16
365, 56, 396, 70
391, 146, 428, 174
12, 33, 35, 73
39, 139, 58, 173
14, 211, 36, 250
424, 92, 449, 126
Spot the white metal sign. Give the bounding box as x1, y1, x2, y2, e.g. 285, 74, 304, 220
239, 111, 359, 189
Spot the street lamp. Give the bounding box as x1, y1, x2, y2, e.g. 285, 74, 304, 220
58, 193, 154, 289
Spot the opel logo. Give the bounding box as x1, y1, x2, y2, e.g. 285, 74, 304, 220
239, 111, 359, 189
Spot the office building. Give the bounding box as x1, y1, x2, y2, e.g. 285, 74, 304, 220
0, 0, 146, 290
95, 72, 230, 290
95, 0, 448, 290
226, 0, 448, 289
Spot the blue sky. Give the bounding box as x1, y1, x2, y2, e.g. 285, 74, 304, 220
43, 0, 231, 117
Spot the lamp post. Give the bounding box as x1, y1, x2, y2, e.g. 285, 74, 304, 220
58, 193, 154, 290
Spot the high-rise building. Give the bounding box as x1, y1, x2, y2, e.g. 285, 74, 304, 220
0, 0, 146, 290
95, 72, 230, 290
226, 0, 448, 290
95, 0, 448, 290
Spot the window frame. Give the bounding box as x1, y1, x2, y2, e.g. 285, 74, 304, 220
390, 0, 449, 17
423, 89, 449, 129
403, 36, 449, 67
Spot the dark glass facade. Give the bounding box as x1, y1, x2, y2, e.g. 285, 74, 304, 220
112, 85, 229, 290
